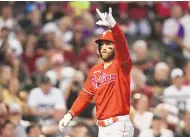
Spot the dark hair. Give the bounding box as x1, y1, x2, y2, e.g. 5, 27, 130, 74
72, 122, 93, 136
36, 39, 53, 50
39, 76, 51, 84
26, 123, 40, 134
152, 114, 162, 120
1, 27, 9, 32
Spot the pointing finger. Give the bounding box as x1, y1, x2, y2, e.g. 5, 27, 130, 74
96, 8, 103, 19
109, 7, 112, 15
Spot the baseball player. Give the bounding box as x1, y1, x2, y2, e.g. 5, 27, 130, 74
59, 7, 134, 137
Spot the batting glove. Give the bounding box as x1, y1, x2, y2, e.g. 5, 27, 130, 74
96, 7, 116, 28
59, 113, 72, 132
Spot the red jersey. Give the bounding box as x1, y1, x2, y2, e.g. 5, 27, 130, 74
69, 24, 132, 120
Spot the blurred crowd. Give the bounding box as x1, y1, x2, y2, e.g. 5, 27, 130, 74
0, 1, 190, 137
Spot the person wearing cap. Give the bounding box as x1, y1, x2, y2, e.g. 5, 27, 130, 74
59, 7, 134, 137
163, 68, 190, 111
9, 103, 30, 137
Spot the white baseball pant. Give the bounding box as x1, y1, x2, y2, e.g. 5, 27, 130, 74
98, 115, 134, 137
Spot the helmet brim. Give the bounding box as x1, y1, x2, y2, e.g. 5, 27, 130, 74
95, 39, 115, 44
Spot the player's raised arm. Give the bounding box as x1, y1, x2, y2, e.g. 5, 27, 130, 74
96, 7, 132, 74
59, 70, 94, 132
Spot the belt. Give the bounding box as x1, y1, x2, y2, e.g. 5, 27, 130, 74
97, 115, 129, 127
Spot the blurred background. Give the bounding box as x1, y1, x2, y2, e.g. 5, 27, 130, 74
0, 1, 190, 137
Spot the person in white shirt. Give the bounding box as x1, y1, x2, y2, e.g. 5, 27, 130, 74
180, 3, 190, 59
45, 53, 76, 93
0, 5, 14, 30
133, 93, 153, 131
28, 76, 66, 136
28, 76, 66, 122
162, 4, 188, 68
163, 68, 190, 111
138, 114, 174, 137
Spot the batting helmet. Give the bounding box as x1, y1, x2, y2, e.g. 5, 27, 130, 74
95, 30, 115, 44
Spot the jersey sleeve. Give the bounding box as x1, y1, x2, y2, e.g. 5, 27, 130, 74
69, 69, 94, 117
111, 24, 132, 75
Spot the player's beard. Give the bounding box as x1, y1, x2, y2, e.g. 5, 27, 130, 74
99, 50, 115, 62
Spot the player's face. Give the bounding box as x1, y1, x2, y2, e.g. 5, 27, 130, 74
99, 40, 115, 62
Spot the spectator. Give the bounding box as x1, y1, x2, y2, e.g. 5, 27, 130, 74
0, 87, 9, 127
155, 103, 178, 132
1, 120, 16, 137
146, 62, 170, 95
8, 27, 25, 58
180, 2, 190, 60
155, 2, 176, 19
68, 122, 93, 137
133, 93, 153, 131
9, 104, 30, 137
0, 27, 9, 42
0, 5, 14, 30
129, 106, 140, 137
175, 111, 190, 137
132, 40, 153, 75
64, 70, 85, 104
26, 123, 43, 137
41, 22, 59, 40
125, 2, 152, 37
19, 7, 42, 35
0, 43, 26, 81
25, 123, 40, 137
163, 68, 190, 111
78, 34, 99, 70
45, 53, 76, 93
22, 35, 39, 78
65, 70, 95, 120
2, 78, 25, 112
27, 76, 66, 136
130, 67, 146, 92
35, 41, 55, 74
132, 40, 148, 63
138, 114, 174, 137
41, 2, 64, 24
130, 67, 154, 98
57, 16, 73, 45
41, 22, 63, 52
66, 24, 85, 64
162, 4, 187, 68
81, 12, 95, 36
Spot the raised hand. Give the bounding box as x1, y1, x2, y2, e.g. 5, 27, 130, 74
96, 7, 116, 28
